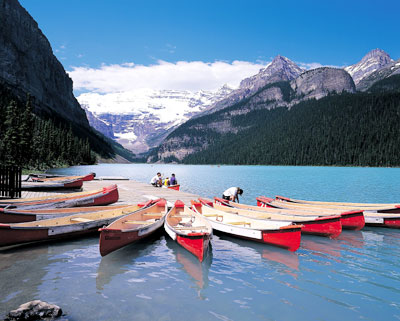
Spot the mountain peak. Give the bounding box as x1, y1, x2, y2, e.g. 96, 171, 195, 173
361, 48, 391, 61
345, 48, 393, 85
239, 55, 303, 91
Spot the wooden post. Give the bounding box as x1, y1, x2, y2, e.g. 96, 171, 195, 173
0, 165, 21, 198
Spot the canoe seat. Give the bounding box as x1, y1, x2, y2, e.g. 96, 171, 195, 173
124, 220, 152, 225
170, 215, 193, 218
70, 217, 93, 223
204, 214, 218, 217
229, 221, 251, 226
143, 213, 163, 217
174, 225, 207, 230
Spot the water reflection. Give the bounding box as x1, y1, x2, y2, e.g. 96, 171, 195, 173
165, 237, 212, 291
96, 234, 162, 291
214, 234, 300, 272
337, 230, 365, 249
0, 244, 50, 315
301, 235, 343, 258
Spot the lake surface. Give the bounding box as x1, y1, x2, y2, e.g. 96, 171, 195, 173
1, 164, 400, 320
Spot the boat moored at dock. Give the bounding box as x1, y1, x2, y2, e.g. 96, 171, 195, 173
164, 200, 212, 262
194, 199, 302, 252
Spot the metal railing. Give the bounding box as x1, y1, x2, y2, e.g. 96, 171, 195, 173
0, 165, 22, 198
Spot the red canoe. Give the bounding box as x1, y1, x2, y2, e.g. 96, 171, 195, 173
0, 185, 119, 210
256, 196, 364, 231
0, 203, 145, 248
99, 199, 167, 256
21, 178, 84, 190
167, 185, 180, 191
28, 172, 95, 182
213, 197, 342, 238
0, 204, 131, 224
195, 199, 302, 252
164, 200, 212, 262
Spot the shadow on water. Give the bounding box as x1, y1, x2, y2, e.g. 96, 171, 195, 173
96, 230, 164, 291
164, 237, 213, 291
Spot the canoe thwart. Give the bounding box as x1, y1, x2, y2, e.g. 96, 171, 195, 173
174, 225, 208, 230
70, 217, 93, 223
123, 220, 152, 225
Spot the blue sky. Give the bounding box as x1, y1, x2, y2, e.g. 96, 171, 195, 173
19, 0, 400, 93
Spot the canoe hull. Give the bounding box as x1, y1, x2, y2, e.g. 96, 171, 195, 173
254, 197, 342, 238
0, 221, 107, 247
168, 185, 180, 191
0, 204, 129, 224
2, 185, 119, 210
21, 179, 83, 190
365, 217, 400, 228
339, 211, 365, 230
206, 218, 301, 252
176, 233, 211, 262
99, 201, 167, 256
99, 229, 158, 257
298, 217, 342, 238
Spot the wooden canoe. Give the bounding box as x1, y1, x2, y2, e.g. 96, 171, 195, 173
21, 178, 83, 190
0, 203, 149, 248
167, 184, 180, 191
0, 204, 132, 223
0, 185, 119, 210
276, 195, 400, 208
256, 196, 365, 231
193, 199, 302, 252
99, 199, 168, 256
212, 197, 342, 238
29, 173, 95, 182
164, 200, 212, 262
263, 195, 400, 214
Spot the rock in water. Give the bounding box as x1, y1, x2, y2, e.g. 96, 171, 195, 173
5, 300, 62, 321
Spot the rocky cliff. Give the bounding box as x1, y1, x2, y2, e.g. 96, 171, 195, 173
290, 67, 356, 101
0, 0, 89, 126
202, 55, 304, 114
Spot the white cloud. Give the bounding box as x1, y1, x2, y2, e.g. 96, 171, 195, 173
297, 61, 344, 70
68, 60, 266, 93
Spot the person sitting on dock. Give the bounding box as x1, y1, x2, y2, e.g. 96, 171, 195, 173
222, 187, 243, 203
164, 177, 170, 186
169, 173, 178, 186
150, 173, 162, 187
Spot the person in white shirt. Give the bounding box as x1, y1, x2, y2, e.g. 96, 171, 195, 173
222, 187, 243, 203
150, 172, 162, 187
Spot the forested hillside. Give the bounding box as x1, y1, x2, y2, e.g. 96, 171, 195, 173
182, 81, 400, 167
0, 85, 134, 169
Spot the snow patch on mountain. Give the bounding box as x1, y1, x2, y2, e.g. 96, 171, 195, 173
78, 86, 234, 154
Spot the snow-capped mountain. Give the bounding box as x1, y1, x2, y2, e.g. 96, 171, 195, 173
78, 86, 233, 154
344, 49, 393, 85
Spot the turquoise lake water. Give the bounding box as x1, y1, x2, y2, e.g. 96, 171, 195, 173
1, 164, 400, 320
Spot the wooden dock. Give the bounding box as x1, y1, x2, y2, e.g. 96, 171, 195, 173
19, 179, 201, 206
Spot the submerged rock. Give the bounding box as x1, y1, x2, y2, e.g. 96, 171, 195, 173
4, 300, 62, 321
